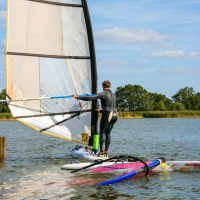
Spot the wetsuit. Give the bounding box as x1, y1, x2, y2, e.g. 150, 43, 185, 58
77, 90, 117, 153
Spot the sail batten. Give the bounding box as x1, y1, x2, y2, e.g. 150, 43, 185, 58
6, 0, 98, 144
7, 52, 90, 59
15, 109, 92, 119
27, 0, 83, 7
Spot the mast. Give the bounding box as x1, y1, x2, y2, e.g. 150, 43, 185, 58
82, 0, 98, 144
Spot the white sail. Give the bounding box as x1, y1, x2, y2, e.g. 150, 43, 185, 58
6, 0, 98, 144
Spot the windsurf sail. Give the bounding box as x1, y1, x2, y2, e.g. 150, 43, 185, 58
6, 0, 98, 144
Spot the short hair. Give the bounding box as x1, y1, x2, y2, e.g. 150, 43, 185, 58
102, 80, 111, 88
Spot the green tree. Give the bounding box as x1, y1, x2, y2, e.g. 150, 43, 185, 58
173, 102, 185, 111
116, 84, 153, 111
172, 87, 195, 110
190, 92, 200, 110
149, 93, 174, 111
0, 89, 10, 113
165, 98, 175, 111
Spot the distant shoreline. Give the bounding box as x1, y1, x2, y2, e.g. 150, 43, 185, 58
1, 111, 200, 120
116, 111, 200, 118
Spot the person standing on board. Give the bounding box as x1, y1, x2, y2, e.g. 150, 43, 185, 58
72, 80, 117, 156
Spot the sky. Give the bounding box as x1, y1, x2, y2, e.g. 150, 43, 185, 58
0, 0, 200, 98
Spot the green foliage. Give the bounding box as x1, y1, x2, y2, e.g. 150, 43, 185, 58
173, 102, 185, 111
0, 113, 13, 119
172, 87, 194, 110
190, 92, 200, 110
172, 87, 200, 110
116, 84, 153, 111
149, 93, 173, 111
116, 85, 200, 111
0, 89, 10, 113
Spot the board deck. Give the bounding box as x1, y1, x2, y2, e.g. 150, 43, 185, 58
71, 147, 109, 161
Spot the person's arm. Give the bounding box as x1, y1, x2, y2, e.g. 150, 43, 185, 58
72, 92, 105, 101
95, 99, 101, 113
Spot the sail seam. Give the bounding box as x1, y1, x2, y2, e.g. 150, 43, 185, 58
27, 0, 83, 7
7, 52, 90, 59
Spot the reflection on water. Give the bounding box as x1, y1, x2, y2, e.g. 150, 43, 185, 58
0, 119, 200, 199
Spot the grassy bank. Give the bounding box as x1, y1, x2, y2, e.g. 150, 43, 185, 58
1, 111, 200, 120
117, 111, 200, 118
0, 113, 14, 120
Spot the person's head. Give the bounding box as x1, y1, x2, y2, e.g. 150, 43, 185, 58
102, 80, 111, 90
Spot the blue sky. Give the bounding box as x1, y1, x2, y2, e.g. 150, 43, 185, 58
0, 0, 200, 98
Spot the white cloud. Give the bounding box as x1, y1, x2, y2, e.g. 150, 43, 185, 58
160, 42, 175, 48
150, 50, 200, 58
0, 52, 5, 90
98, 58, 143, 71
0, 38, 5, 51
0, 11, 6, 20
158, 66, 200, 76
188, 52, 200, 58
95, 28, 173, 48
150, 50, 185, 58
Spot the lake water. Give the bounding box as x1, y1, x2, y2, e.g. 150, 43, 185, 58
0, 118, 200, 199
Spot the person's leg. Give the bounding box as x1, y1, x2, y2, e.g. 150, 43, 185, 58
104, 122, 114, 153
99, 119, 105, 153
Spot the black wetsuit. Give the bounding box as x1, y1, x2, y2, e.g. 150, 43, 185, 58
77, 90, 117, 153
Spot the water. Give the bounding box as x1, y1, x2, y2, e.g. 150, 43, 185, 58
0, 118, 200, 199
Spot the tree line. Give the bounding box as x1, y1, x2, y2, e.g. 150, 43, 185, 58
116, 85, 200, 111
0, 85, 200, 113
0, 89, 10, 113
